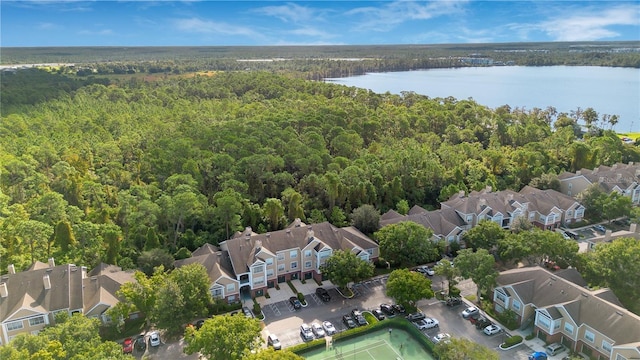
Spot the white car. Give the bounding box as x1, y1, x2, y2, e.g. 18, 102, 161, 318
149, 331, 161, 347
311, 322, 325, 338
432, 333, 451, 343
414, 317, 439, 330
461, 306, 479, 319
483, 324, 502, 335
322, 321, 337, 335
300, 323, 314, 341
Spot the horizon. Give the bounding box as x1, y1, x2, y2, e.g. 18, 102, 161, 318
2, 1, 639, 47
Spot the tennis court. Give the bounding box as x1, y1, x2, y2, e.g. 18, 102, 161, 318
300, 328, 435, 360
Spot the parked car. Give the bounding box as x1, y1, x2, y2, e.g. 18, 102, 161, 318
122, 338, 133, 354
243, 306, 255, 318
134, 335, 147, 352
316, 287, 331, 302
267, 334, 281, 350
300, 323, 314, 341
432, 333, 451, 344
546, 343, 566, 356
474, 317, 492, 329
406, 312, 426, 322
194, 319, 205, 329
311, 322, 326, 337
461, 306, 479, 319
289, 296, 302, 310
414, 317, 439, 330
322, 321, 337, 335
483, 324, 502, 335
529, 352, 548, 360
446, 297, 462, 307
392, 304, 406, 314
149, 331, 161, 347
380, 303, 395, 316
343, 314, 357, 329
351, 309, 368, 326
372, 309, 386, 320
594, 224, 606, 233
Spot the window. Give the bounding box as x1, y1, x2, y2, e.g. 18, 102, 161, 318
277, 253, 284, 261
529, 212, 535, 219
227, 283, 235, 292
254, 276, 264, 285
616, 354, 628, 360
305, 261, 312, 269
266, 269, 274, 277
29, 316, 45, 326
536, 314, 551, 329
304, 250, 312, 258
602, 340, 612, 352
512, 300, 521, 311
265, 258, 273, 265
576, 209, 584, 217
584, 330, 595, 343
291, 262, 298, 269
253, 265, 263, 274
278, 264, 285, 272
290, 250, 297, 258
7, 320, 23, 331
496, 292, 507, 303
564, 322, 574, 334
212, 288, 223, 298
566, 210, 573, 217
466, 214, 472, 222
366, 249, 373, 255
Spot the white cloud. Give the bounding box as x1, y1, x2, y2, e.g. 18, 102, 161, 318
347, 0, 467, 32
78, 29, 113, 36
251, 2, 320, 24
173, 17, 262, 38
519, 4, 640, 41
37, 22, 58, 29
288, 27, 335, 38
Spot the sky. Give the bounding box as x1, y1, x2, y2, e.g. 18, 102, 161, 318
2, 1, 639, 47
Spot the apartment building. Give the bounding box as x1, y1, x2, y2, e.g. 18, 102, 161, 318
493, 267, 640, 360
217, 220, 379, 299
558, 162, 640, 203
0, 259, 134, 345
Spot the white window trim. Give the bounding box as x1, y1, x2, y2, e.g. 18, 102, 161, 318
6, 320, 23, 331
291, 261, 298, 269
28, 316, 45, 327
584, 329, 595, 343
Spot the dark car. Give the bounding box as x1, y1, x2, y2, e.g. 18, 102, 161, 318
342, 314, 357, 329
290, 296, 302, 310
372, 309, 385, 320
446, 297, 462, 307
392, 304, 406, 314
351, 309, 368, 326
194, 319, 205, 329
134, 335, 147, 352
380, 303, 395, 316
475, 317, 492, 330
316, 287, 331, 302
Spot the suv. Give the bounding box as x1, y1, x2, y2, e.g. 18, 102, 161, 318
343, 314, 357, 329
315, 287, 331, 302
300, 323, 314, 341
446, 297, 462, 307
289, 296, 302, 310
351, 309, 368, 326
406, 312, 426, 322
392, 304, 406, 314
380, 303, 395, 316
267, 334, 281, 350
546, 343, 566, 356
474, 317, 492, 329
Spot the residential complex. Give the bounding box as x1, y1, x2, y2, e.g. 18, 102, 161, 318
0, 259, 134, 345
381, 185, 585, 244
493, 267, 640, 360
558, 162, 640, 203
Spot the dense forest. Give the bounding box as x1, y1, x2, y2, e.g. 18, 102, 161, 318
1, 67, 639, 275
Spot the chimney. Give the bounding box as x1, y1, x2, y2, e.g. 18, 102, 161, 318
0, 283, 7, 298
458, 190, 465, 198
48, 258, 55, 268
265, 233, 270, 238
43, 274, 51, 290
244, 227, 252, 236
576, 170, 581, 175
255, 240, 262, 251
294, 218, 301, 227
306, 229, 315, 242
8, 264, 15, 274
612, 164, 618, 170
485, 185, 492, 193
616, 173, 622, 180
604, 229, 612, 241
630, 223, 638, 233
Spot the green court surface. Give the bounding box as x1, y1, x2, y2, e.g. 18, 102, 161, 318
300, 328, 435, 360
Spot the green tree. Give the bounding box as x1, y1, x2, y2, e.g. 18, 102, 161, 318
53, 220, 76, 253
213, 188, 244, 240
321, 250, 374, 290
396, 200, 409, 215
17, 219, 53, 263
350, 204, 380, 234
143, 227, 161, 251
328, 206, 347, 227
434, 337, 499, 360
385, 269, 434, 311
375, 221, 438, 267
461, 220, 505, 252
169, 263, 212, 325
580, 237, 640, 314
281, 188, 305, 222
454, 249, 498, 304
108, 268, 166, 328
434, 259, 461, 296
137, 248, 174, 276
152, 279, 186, 334
262, 198, 285, 231
184, 315, 262, 360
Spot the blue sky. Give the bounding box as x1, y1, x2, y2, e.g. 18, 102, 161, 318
2, 1, 639, 47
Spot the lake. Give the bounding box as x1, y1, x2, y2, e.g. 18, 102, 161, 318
327, 66, 640, 133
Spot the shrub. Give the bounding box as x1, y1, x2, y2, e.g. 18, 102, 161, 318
449, 287, 461, 298
503, 335, 523, 347
265, 292, 270, 299
525, 333, 536, 340
287, 280, 298, 293
252, 302, 261, 315
297, 292, 307, 305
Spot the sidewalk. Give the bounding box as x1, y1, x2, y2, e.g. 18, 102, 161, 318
255, 279, 335, 307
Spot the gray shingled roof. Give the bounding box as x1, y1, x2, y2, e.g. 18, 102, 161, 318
380, 207, 465, 238
221, 222, 377, 275
561, 163, 640, 192
174, 246, 238, 282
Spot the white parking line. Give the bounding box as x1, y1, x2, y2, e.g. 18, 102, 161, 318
310, 293, 323, 305
269, 303, 281, 316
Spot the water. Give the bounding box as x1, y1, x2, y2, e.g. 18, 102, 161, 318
328, 66, 640, 132
299, 327, 435, 360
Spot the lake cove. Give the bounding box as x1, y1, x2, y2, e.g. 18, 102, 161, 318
328, 66, 640, 132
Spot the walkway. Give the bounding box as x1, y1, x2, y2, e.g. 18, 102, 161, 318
255, 279, 336, 307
